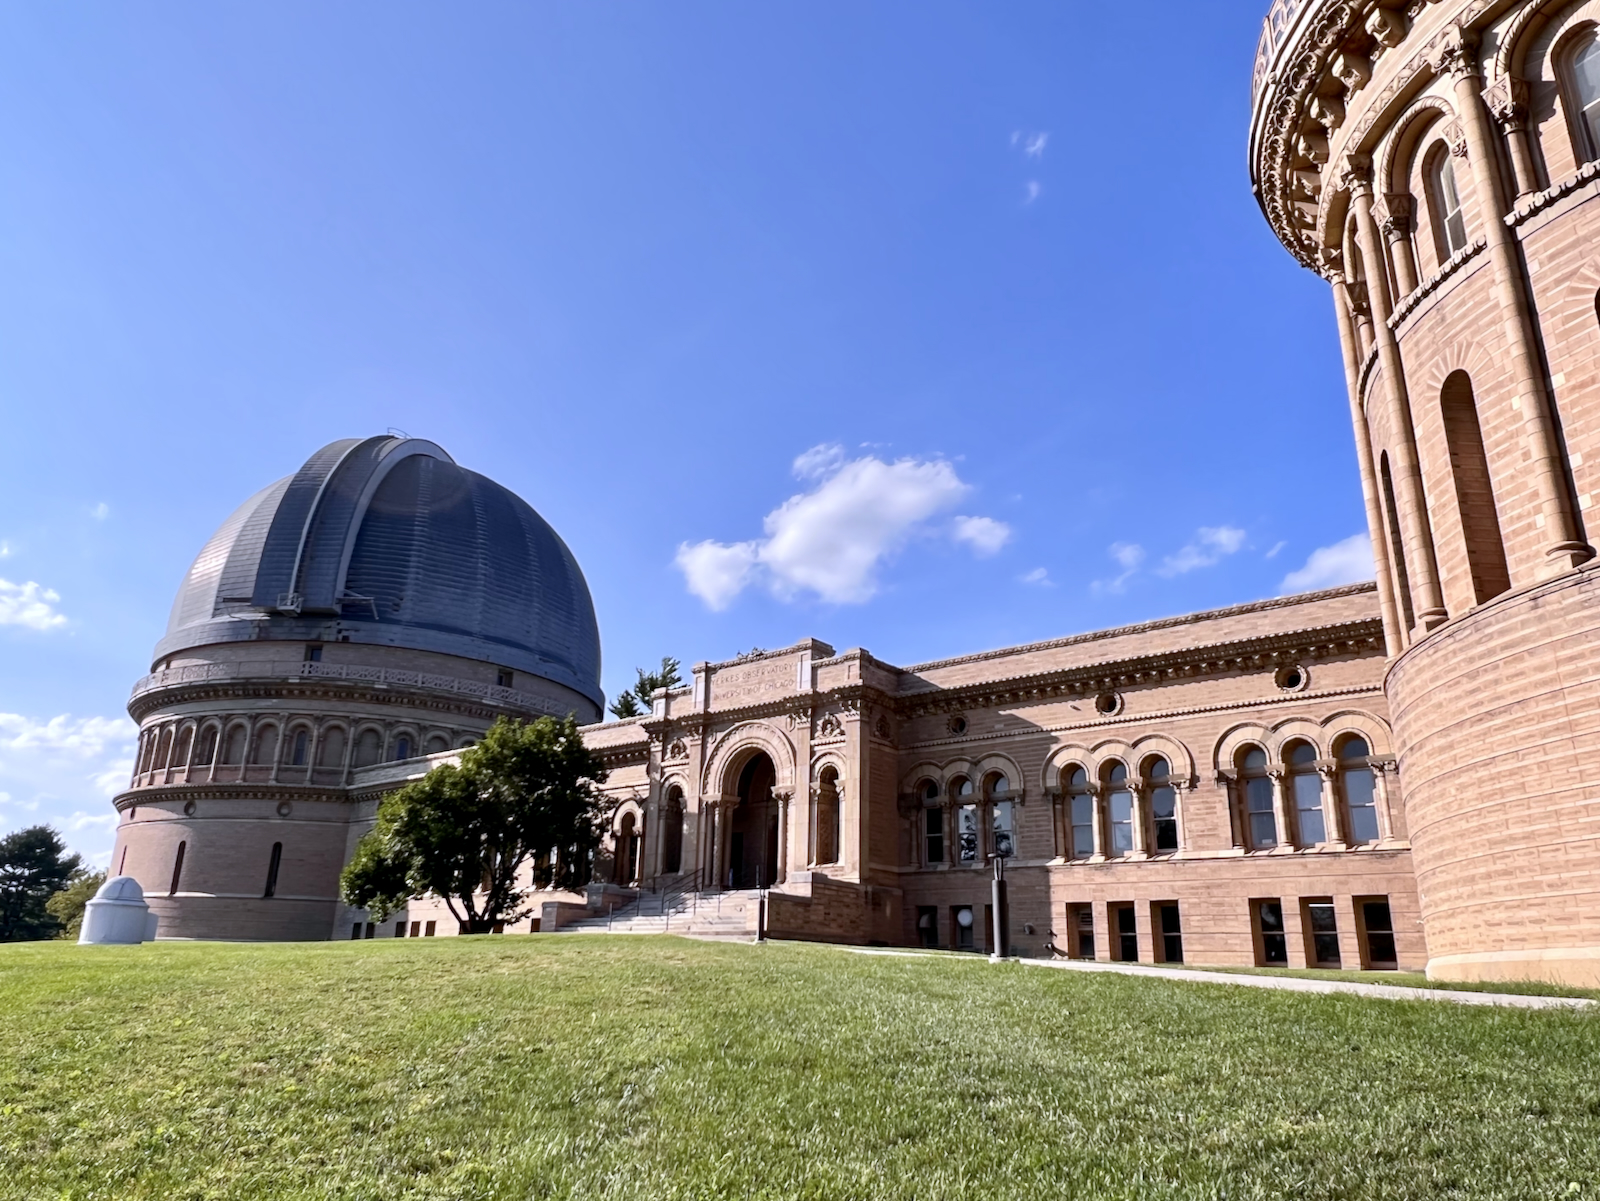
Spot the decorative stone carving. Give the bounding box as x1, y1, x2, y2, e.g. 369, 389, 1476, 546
1332, 50, 1372, 92
1310, 93, 1345, 131
665, 738, 689, 763
1364, 6, 1407, 49
874, 714, 891, 741
1483, 76, 1529, 129
1444, 119, 1468, 158
816, 713, 845, 740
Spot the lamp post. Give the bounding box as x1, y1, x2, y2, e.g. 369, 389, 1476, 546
990, 855, 1009, 962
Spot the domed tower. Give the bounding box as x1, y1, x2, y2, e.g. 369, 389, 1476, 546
111, 436, 604, 940
1252, 0, 1600, 984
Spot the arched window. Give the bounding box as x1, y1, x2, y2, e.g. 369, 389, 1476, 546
1065, 766, 1094, 860
136, 731, 154, 776
987, 774, 1015, 859
353, 728, 382, 768
174, 727, 193, 773
1146, 757, 1178, 853
1568, 32, 1600, 162
1240, 747, 1277, 849
1104, 762, 1134, 858
197, 726, 218, 766
1441, 371, 1511, 604
169, 840, 187, 896
953, 777, 978, 863
817, 767, 842, 865
252, 725, 278, 767
1427, 146, 1468, 257
1286, 742, 1326, 846
155, 727, 173, 774
1380, 452, 1417, 631
1338, 737, 1381, 844
222, 724, 246, 766
662, 787, 685, 874
425, 734, 449, 755
921, 780, 944, 865
393, 735, 412, 762
264, 842, 283, 898
290, 729, 310, 767
318, 727, 347, 768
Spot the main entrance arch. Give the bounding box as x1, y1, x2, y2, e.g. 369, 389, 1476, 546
727, 752, 781, 890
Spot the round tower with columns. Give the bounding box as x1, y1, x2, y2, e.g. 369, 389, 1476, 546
1252, 0, 1600, 985
111, 435, 605, 941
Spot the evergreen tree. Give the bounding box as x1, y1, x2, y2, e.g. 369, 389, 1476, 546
0, 826, 82, 942
607, 656, 684, 720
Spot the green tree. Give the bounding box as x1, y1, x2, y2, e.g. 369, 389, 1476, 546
340, 715, 609, 933
607, 656, 684, 720
0, 826, 82, 942
45, 869, 107, 941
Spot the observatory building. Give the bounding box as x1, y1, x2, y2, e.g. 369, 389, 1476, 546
112, 435, 603, 940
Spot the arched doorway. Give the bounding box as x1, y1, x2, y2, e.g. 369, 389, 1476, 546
614, 812, 640, 885
728, 753, 781, 889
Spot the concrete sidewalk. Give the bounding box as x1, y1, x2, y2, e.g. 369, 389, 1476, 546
843, 946, 1594, 1011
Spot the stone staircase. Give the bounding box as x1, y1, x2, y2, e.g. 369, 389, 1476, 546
557, 889, 759, 939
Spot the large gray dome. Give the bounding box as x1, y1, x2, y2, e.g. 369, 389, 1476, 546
157, 436, 604, 710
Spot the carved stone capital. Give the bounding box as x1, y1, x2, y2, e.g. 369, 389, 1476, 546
1431, 24, 1482, 83
1340, 152, 1374, 197
1444, 120, 1469, 158
1379, 192, 1413, 233
1483, 76, 1530, 129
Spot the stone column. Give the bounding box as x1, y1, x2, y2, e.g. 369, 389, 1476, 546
1372, 761, 1397, 842
1046, 787, 1064, 860
1317, 761, 1347, 848
1217, 773, 1244, 849
940, 799, 955, 867
1171, 779, 1190, 854
1484, 75, 1540, 201
1129, 778, 1149, 859
1332, 271, 1406, 656
1379, 195, 1419, 298
1268, 769, 1292, 850
774, 788, 791, 885
1346, 155, 1449, 631
1089, 785, 1107, 862
1441, 28, 1591, 575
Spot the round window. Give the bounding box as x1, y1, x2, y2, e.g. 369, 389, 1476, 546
948, 715, 968, 736
1275, 665, 1308, 692
1094, 692, 1122, 716
183, 800, 197, 817
956, 907, 974, 928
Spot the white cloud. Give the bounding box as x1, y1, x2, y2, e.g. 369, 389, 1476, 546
675, 540, 761, 612
0, 541, 10, 558
952, 515, 1013, 557
1092, 542, 1146, 594
1020, 567, 1054, 588
1158, 526, 1247, 577
792, 443, 846, 481
1266, 540, 1288, 560
677, 451, 1002, 609
0, 713, 138, 862
1011, 131, 1049, 159
1024, 181, 1042, 205
0, 579, 68, 630
90, 502, 110, 521
1280, 532, 1375, 593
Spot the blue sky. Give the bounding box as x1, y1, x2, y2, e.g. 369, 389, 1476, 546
0, 1, 1372, 863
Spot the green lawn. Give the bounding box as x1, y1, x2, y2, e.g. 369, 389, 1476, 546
4, 937, 1599, 1200
1180, 962, 1600, 1001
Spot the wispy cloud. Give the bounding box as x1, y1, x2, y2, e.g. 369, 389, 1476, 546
1266, 540, 1287, 560
1020, 567, 1055, 588
1280, 532, 1375, 593
1011, 130, 1049, 159
1092, 542, 1146, 594
0, 713, 138, 861
0, 579, 68, 630
952, 515, 1013, 557
676, 447, 1005, 610
1024, 180, 1042, 205
1158, 526, 1247, 577
90, 502, 110, 521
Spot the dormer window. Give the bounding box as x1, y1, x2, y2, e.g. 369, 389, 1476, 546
496, 668, 514, 688
304, 644, 323, 663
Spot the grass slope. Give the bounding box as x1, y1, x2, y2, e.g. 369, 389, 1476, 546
3, 936, 1598, 1200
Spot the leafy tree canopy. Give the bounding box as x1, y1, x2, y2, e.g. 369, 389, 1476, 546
45, 870, 107, 941
607, 657, 683, 720
0, 826, 83, 942
340, 715, 609, 932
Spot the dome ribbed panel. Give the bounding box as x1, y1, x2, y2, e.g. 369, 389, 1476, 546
247, 438, 362, 607
165, 479, 287, 634
212, 477, 294, 615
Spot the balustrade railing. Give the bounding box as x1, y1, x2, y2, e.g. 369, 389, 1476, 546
130, 660, 567, 716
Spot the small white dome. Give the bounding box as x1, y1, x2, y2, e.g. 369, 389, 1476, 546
96, 876, 146, 903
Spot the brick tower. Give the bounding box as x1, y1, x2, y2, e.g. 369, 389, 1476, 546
1251, 0, 1600, 984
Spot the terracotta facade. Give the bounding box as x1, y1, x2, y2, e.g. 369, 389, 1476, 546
1253, 0, 1600, 984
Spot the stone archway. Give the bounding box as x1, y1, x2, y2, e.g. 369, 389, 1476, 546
727, 753, 781, 890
